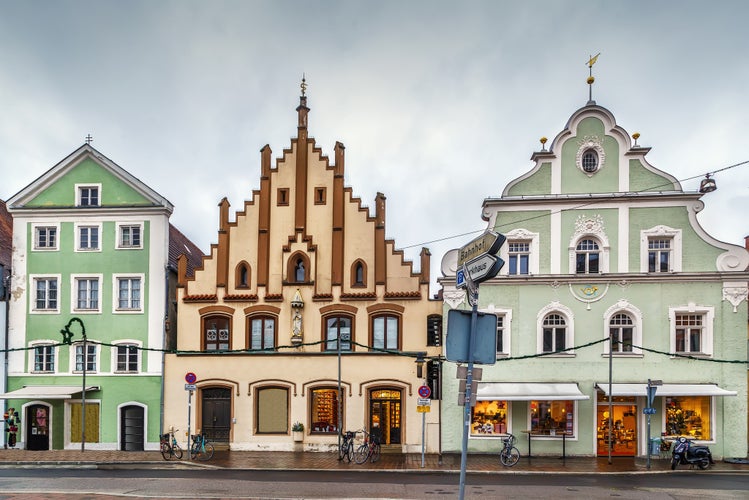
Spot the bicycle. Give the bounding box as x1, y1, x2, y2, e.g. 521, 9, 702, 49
189, 433, 215, 461
160, 428, 183, 460
354, 430, 381, 464
338, 430, 356, 462
499, 433, 520, 467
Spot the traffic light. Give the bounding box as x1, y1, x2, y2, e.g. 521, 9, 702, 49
427, 360, 441, 400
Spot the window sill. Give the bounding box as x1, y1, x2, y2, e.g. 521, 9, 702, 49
600, 352, 644, 358
539, 352, 576, 357
671, 352, 712, 359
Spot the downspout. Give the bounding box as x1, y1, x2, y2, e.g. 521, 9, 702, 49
160, 265, 170, 437
1, 266, 9, 448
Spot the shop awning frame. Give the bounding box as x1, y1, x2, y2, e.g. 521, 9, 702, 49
477, 382, 589, 401
595, 383, 736, 397
0, 385, 100, 400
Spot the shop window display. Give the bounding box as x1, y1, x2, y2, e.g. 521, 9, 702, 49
310, 388, 339, 434
530, 400, 574, 436
470, 400, 507, 436
665, 396, 710, 440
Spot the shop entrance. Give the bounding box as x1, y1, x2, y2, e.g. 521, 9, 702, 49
368, 388, 401, 445
596, 396, 637, 456
26, 404, 50, 450
201, 387, 231, 444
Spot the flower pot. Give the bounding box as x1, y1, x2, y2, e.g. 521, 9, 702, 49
293, 431, 304, 442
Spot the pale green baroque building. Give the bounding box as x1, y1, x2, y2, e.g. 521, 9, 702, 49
440, 98, 749, 459
4, 144, 174, 450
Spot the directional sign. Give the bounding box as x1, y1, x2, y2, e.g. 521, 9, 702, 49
457, 231, 506, 267
643, 407, 657, 415
461, 253, 504, 286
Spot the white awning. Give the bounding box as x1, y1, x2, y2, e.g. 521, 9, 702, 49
0, 385, 100, 400
595, 383, 737, 397
477, 382, 589, 401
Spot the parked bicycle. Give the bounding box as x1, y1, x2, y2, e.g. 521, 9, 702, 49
354, 430, 381, 464
189, 433, 215, 461
160, 428, 183, 460
338, 430, 356, 462
499, 433, 520, 467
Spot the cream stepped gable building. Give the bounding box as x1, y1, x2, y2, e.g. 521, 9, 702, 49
163, 84, 443, 453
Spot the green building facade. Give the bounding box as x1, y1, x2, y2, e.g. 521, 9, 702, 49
4, 144, 173, 450
440, 99, 748, 459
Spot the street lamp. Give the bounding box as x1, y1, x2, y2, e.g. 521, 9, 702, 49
60, 317, 87, 452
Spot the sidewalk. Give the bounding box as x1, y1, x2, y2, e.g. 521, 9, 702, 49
0, 449, 747, 474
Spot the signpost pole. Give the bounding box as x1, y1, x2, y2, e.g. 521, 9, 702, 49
421, 409, 426, 468
187, 389, 192, 459
458, 266, 478, 500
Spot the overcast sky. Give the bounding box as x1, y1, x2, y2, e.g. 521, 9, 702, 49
2, 1, 748, 294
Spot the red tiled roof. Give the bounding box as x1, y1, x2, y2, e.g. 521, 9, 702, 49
169, 224, 204, 278
0, 200, 12, 269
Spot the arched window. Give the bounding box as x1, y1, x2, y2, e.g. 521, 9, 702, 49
248, 315, 276, 350
609, 313, 634, 352
203, 315, 231, 351
236, 263, 250, 288
287, 253, 310, 284
542, 314, 566, 353
351, 260, 367, 287
575, 239, 600, 274
324, 314, 353, 352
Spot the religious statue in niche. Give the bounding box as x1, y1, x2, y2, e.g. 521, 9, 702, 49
290, 289, 304, 345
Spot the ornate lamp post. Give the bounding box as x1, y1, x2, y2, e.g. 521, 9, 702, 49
60, 317, 87, 452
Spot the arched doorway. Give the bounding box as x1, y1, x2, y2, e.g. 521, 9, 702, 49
26, 404, 50, 450
201, 387, 231, 444
368, 388, 401, 445
120, 405, 144, 451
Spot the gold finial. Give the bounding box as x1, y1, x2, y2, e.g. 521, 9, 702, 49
540, 136, 548, 151
300, 73, 307, 97
632, 132, 640, 147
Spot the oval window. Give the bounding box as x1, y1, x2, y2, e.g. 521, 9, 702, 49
582, 150, 598, 173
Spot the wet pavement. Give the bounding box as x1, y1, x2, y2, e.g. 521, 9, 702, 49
0, 448, 747, 474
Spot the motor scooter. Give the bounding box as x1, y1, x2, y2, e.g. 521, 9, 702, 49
670, 436, 714, 470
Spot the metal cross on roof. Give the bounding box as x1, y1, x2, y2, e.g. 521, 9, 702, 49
85, 134, 93, 144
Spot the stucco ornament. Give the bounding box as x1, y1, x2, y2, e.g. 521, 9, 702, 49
722, 285, 748, 313
573, 214, 606, 239
569, 282, 609, 309
444, 288, 466, 309
575, 135, 606, 176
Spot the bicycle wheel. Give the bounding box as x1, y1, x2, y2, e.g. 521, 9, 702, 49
339, 440, 353, 462
160, 442, 171, 460
172, 443, 183, 460
500, 446, 520, 467
354, 443, 370, 464
370, 442, 381, 463
199, 442, 214, 461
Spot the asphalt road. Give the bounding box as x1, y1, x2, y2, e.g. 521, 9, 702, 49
0, 468, 746, 499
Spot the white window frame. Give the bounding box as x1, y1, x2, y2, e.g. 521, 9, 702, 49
32, 223, 60, 251
568, 215, 610, 274
29, 341, 57, 373
116, 222, 143, 249
74, 222, 102, 252
30, 274, 61, 314
602, 300, 643, 356
640, 225, 682, 273
71, 274, 103, 313
573, 238, 602, 274
669, 304, 714, 357
76, 183, 101, 207
112, 274, 144, 313
112, 340, 141, 374
500, 229, 539, 276
536, 302, 575, 356
480, 305, 512, 357
70, 341, 99, 373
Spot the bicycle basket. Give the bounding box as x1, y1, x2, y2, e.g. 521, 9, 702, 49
504, 434, 516, 446
160, 433, 169, 442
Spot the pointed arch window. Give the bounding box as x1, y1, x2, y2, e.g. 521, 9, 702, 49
236, 262, 250, 288
351, 260, 367, 287
287, 253, 310, 284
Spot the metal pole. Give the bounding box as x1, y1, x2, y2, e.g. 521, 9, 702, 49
607, 331, 613, 464
187, 389, 192, 459
646, 379, 652, 470
458, 287, 478, 500
337, 329, 342, 458
421, 409, 426, 468
81, 335, 86, 452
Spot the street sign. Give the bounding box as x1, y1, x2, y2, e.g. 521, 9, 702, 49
185, 372, 197, 384
455, 253, 503, 288
457, 231, 506, 267
446, 309, 497, 365
417, 398, 432, 406
185, 384, 196, 391
418, 385, 432, 398
643, 407, 657, 415
417, 405, 431, 413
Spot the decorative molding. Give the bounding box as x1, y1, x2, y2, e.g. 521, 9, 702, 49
568, 283, 609, 309
443, 288, 466, 309
575, 135, 606, 176
722, 286, 748, 313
